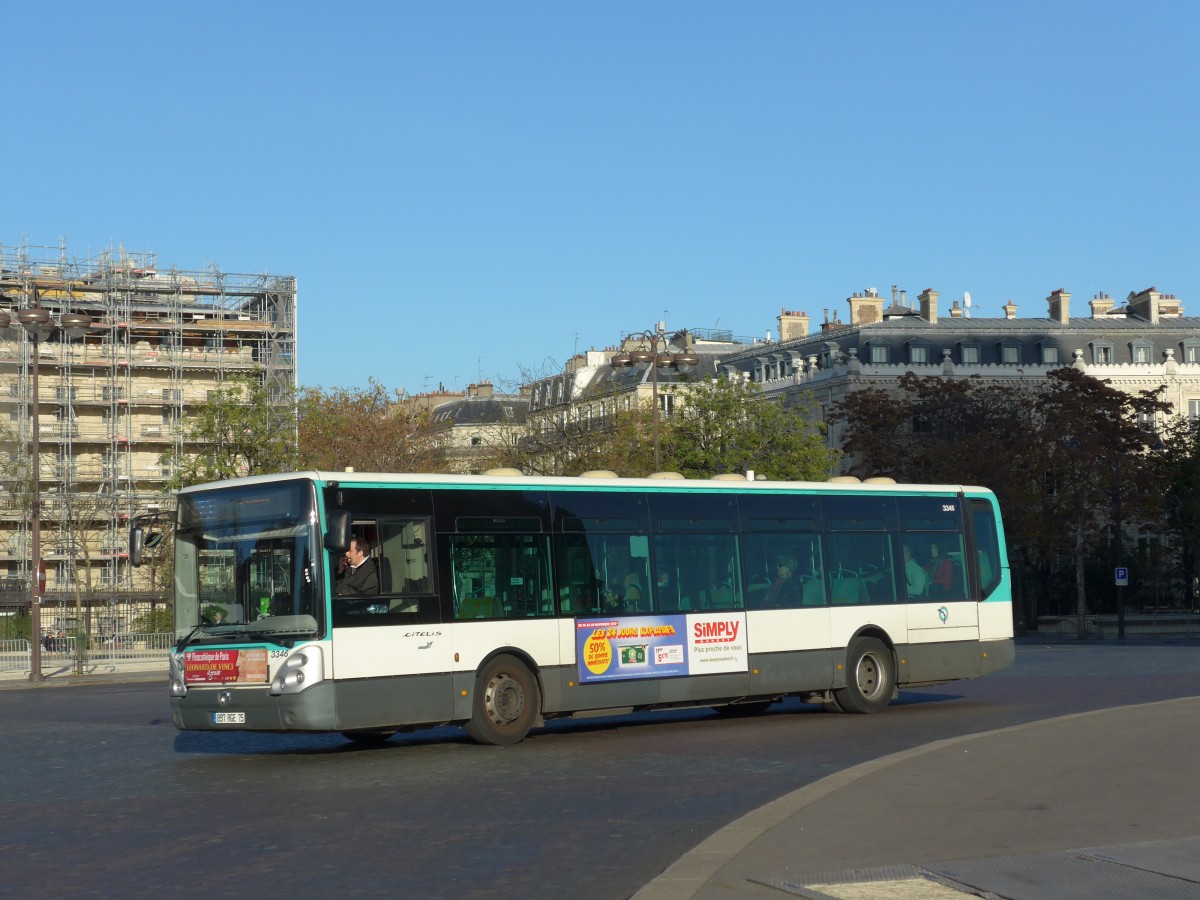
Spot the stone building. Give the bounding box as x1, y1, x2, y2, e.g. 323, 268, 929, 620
430, 382, 529, 473
717, 285, 1197, 452
525, 328, 753, 453
0, 241, 296, 634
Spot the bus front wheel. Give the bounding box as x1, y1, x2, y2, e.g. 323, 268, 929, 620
833, 638, 894, 714
465, 655, 539, 746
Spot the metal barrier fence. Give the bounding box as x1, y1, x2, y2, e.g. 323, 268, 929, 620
0, 633, 174, 680
1036, 613, 1200, 639
0, 639, 32, 676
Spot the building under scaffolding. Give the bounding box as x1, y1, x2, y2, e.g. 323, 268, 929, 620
0, 240, 296, 635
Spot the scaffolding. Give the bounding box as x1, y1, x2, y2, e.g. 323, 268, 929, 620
0, 239, 297, 631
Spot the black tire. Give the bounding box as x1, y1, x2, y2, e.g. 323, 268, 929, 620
832, 637, 895, 714
341, 730, 397, 745
465, 654, 539, 746
822, 694, 847, 713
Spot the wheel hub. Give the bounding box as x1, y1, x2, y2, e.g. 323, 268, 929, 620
485, 674, 525, 724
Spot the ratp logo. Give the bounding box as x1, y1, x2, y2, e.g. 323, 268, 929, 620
938, 606, 949, 624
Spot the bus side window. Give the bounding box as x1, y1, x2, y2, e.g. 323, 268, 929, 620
377, 518, 431, 596
452, 532, 553, 620
652, 533, 742, 612
970, 499, 1003, 599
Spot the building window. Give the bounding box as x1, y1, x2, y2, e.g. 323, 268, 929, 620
909, 345, 928, 364
1138, 410, 1155, 431
870, 345, 889, 364
1189, 400, 1200, 420
1000, 345, 1020, 364
1093, 343, 1113, 364
961, 346, 980, 365
1184, 343, 1200, 364
1042, 345, 1059, 365
1132, 343, 1153, 364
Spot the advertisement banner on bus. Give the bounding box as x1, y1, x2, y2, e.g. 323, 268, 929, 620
575, 613, 747, 683
182, 648, 269, 684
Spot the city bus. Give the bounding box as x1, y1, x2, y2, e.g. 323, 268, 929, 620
134, 470, 1014, 745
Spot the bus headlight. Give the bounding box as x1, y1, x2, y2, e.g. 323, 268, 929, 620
270, 645, 324, 696
168, 653, 187, 698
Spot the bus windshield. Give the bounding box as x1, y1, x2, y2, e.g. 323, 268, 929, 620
174, 479, 324, 644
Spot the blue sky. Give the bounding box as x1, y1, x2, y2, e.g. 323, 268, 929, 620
5, 2, 1197, 394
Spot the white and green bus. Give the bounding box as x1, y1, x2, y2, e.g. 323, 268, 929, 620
139, 470, 1014, 745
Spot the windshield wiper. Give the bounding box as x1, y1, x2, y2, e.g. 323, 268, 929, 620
175, 623, 207, 653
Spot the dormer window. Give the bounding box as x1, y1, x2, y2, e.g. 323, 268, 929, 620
1131, 342, 1153, 364
868, 343, 889, 364
997, 341, 1021, 364
1183, 340, 1200, 364
1092, 340, 1114, 364
907, 342, 929, 364
960, 344, 981, 365
1040, 343, 1060, 365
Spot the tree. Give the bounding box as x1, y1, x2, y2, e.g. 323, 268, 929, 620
661, 376, 837, 480
488, 375, 836, 480
298, 379, 449, 473
480, 402, 658, 477
1037, 368, 1169, 634
830, 369, 1171, 634
131, 607, 173, 633
1161, 415, 1200, 594
162, 376, 299, 489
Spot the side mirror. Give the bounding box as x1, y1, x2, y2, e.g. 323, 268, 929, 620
130, 526, 145, 568
324, 508, 351, 553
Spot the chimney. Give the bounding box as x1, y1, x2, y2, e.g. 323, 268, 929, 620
1048, 289, 1071, 324
1090, 292, 1114, 318
777, 308, 811, 342
1127, 287, 1161, 324
918, 288, 939, 325
1160, 293, 1184, 317
1003, 299, 1018, 320
949, 300, 965, 318
847, 291, 883, 326
475, 382, 494, 399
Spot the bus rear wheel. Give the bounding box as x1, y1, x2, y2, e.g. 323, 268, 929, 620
465, 654, 539, 746
833, 637, 894, 714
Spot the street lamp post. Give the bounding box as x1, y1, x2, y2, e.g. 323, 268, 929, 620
611, 328, 699, 470
10, 287, 92, 682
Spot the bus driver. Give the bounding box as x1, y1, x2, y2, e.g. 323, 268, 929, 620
336, 538, 380, 596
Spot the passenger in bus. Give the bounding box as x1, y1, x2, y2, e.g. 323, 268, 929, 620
335, 538, 380, 596
926, 543, 955, 597
602, 584, 626, 614
904, 544, 927, 598
764, 555, 802, 607
622, 572, 644, 609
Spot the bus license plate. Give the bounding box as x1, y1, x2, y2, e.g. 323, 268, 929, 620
213, 711, 245, 725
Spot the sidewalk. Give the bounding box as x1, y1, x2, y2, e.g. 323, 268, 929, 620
0, 653, 164, 688
636, 696, 1200, 899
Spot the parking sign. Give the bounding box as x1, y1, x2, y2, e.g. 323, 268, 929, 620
1115, 566, 1129, 587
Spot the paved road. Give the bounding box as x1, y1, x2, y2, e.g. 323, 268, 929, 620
1, 640, 1198, 899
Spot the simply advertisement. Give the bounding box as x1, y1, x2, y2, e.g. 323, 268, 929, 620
575, 612, 748, 683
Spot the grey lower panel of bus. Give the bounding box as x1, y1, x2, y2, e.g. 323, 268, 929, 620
172, 681, 342, 733
171, 637, 1017, 734
896, 637, 1016, 686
